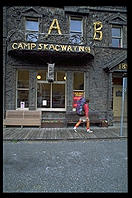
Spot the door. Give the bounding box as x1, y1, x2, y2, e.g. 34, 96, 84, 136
113, 85, 127, 121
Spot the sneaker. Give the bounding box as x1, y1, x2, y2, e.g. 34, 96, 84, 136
87, 129, 93, 133
73, 127, 77, 132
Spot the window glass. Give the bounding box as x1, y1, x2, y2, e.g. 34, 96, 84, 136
37, 83, 50, 108
17, 70, 29, 88
73, 72, 84, 90
17, 90, 29, 108
73, 72, 84, 108
112, 28, 121, 37
52, 84, 65, 108
26, 33, 38, 42
37, 70, 46, 81
26, 20, 39, 31
70, 32, 82, 44
73, 91, 84, 108
57, 72, 66, 81
70, 19, 82, 32
112, 38, 121, 48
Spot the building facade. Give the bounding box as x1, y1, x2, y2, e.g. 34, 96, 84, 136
3, 6, 127, 126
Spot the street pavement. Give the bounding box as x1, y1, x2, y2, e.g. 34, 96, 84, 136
3, 139, 128, 192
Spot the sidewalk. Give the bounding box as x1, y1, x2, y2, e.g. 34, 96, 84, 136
3, 124, 127, 141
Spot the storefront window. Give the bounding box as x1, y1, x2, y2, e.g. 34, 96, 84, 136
73, 72, 84, 108
17, 70, 29, 108
37, 71, 66, 110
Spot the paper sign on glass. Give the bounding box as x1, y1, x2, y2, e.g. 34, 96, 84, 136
42, 100, 47, 106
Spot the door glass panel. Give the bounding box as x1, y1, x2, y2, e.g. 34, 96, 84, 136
37, 83, 50, 108
52, 84, 65, 108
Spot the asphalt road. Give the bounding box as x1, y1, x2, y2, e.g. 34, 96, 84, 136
3, 139, 128, 193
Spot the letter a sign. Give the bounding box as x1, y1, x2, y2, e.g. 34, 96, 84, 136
48, 19, 62, 35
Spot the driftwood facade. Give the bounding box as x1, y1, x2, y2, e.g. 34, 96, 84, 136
3, 6, 127, 127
